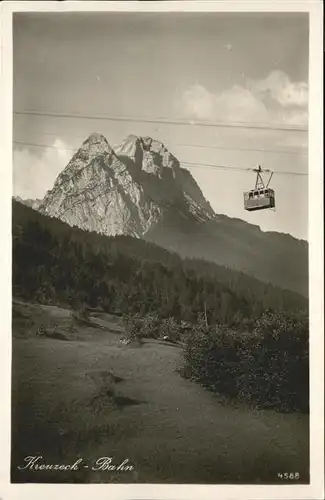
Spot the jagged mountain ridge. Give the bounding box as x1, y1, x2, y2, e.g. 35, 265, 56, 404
13, 196, 42, 211
35, 132, 307, 296
39, 133, 214, 237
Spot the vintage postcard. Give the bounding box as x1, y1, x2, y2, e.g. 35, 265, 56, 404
0, 1, 323, 499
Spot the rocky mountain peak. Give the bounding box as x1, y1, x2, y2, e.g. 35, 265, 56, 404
46, 133, 115, 192
115, 134, 180, 174
83, 131, 110, 145
80, 132, 113, 156
38, 132, 215, 237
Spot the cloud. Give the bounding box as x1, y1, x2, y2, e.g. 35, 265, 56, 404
250, 70, 308, 108
181, 85, 216, 120
178, 71, 308, 127
179, 83, 269, 123
13, 138, 73, 199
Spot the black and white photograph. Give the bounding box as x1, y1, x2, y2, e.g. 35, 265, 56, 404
0, 1, 323, 498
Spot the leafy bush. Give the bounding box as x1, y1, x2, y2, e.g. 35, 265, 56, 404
122, 314, 143, 341
159, 317, 181, 343
241, 310, 309, 412
123, 314, 182, 344
183, 319, 241, 398
141, 313, 161, 339
182, 311, 309, 413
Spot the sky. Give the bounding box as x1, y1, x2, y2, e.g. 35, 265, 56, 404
13, 12, 309, 240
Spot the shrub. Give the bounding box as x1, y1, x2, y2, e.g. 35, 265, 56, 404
159, 317, 181, 343
241, 310, 309, 412
123, 314, 142, 341
123, 314, 183, 344
182, 311, 309, 413
183, 320, 242, 398
141, 313, 161, 339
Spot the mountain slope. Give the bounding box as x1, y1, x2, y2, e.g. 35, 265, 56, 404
12, 199, 307, 326
13, 196, 42, 211
144, 213, 308, 297
36, 133, 308, 296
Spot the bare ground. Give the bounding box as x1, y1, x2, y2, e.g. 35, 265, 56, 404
11, 300, 309, 484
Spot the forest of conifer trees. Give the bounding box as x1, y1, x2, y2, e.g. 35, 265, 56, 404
12, 200, 307, 328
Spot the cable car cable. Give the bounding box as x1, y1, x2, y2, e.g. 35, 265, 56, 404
14, 129, 308, 156
13, 139, 307, 164
13, 109, 308, 133
12, 140, 308, 177
181, 160, 308, 177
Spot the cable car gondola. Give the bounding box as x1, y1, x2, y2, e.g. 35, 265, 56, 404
244, 165, 275, 211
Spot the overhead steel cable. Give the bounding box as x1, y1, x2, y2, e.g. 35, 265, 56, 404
180, 160, 308, 177
12, 140, 308, 177
14, 130, 309, 157
173, 142, 307, 156
13, 140, 77, 152
13, 109, 308, 133
13, 137, 307, 157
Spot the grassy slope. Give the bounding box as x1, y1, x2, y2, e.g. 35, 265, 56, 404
11, 302, 309, 484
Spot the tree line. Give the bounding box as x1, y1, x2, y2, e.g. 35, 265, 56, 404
12, 200, 307, 329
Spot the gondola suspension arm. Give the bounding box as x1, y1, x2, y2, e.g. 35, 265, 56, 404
266, 171, 274, 188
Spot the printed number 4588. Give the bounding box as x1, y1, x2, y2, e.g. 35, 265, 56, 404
278, 472, 300, 480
